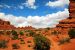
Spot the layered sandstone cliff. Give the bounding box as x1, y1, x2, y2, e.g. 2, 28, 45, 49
56, 0, 75, 29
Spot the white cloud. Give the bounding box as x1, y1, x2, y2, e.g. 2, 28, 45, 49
0, 5, 3, 7
46, 0, 69, 7
24, 0, 37, 9
0, 0, 37, 9
4, 5, 11, 8
18, 6, 24, 9
0, 4, 24, 9
0, 8, 69, 28
0, 4, 11, 8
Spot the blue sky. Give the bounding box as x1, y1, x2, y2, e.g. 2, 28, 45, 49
0, 0, 68, 16
0, 0, 69, 28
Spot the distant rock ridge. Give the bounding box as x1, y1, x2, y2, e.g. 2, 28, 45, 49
16, 26, 35, 30
0, 19, 35, 30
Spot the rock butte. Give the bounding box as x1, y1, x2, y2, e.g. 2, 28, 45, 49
56, 0, 75, 28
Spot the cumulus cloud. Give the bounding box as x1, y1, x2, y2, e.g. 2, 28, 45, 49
46, 0, 69, 7
0, 8, 69, 28
24, 0, 37, 9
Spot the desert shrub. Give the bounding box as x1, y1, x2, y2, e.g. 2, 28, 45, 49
12, 44, 20, 49
46, 27, 50, 30
29, 30, 35, 36
11, 30, 18, 36
19, 31, 24, 35
0, 40, 7, 48
58, 38, 70, 45
51, 30, 58, 35
12, 35, 18, 40
68, 28, 75, 39
11, 30, 18, 40
28, 45, 31, 47
27, 41, 31, 43
26, 34, 29, 37
0, 31, 4, 35
20, 39, 25, 44
34, 34, 50, 50
65, 38, 70, 42
24, 30, 35, 36
25, 30, 31, 32
6, 31, 11, 35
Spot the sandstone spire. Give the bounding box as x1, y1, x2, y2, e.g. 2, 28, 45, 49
69, 0, 75, 19
56, 0, 75, 28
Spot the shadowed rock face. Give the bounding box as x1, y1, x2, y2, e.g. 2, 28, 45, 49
56, 0, 75, 28
69, 0, 75, 19
0, 19, 10, 25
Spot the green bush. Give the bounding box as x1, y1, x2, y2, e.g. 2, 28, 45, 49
12, 35, 18, 40
11, 30, 18, 40
58, 38, 70, 45
19, 31, 24, 35
34, 34, 50, 50
12, 44, 20, 49
0, 40, 7, 48
11, 30, 18, 36
68, 29, 75, 39
29, 30, 35, 36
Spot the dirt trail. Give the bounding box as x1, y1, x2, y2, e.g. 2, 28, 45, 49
46, 36, 61, 50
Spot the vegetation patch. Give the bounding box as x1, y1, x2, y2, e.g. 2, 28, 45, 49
58, 37, 70, 45
27, 41, 31, 43
34, 34, 50, 50
20, 39, 25, 44
12, 43, 20, 49
68, 28, 75, 39
0, 40, 7, 48
11, 30, 18, 40
19, 31, 24, 35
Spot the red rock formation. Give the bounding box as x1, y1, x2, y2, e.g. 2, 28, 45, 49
0, 19, 15, 30
0, 19, 35, 30
56, 0, 75, 29
16, 26, 35, 30
69, 0, 75, 19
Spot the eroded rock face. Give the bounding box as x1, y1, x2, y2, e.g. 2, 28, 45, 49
0, 19, 35, 30
0, 19, 15, 30
56, 0, 75, 29
69, 0, 75, 19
